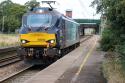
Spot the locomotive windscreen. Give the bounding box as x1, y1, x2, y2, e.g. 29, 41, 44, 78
27, 14, 52, 27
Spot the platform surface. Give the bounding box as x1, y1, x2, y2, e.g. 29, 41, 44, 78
24, 35, 106, 83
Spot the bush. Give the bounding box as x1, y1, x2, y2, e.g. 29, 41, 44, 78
115, 42, 125, 58
100, 26, 125, 58
100, 28, 114, 51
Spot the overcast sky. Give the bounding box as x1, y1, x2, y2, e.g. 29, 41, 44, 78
0, 0, 100, 19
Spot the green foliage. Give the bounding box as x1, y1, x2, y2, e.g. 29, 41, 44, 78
0, 0, 43, 33
115, 42, 125, 58
92, 0, 125, 57
25, 0, 40, 10
100, 27, 121, 51
100, 28, 113, 51
6, 15, 20, 32
92, 0, 125, 27
0, 0, 41, 33
0, 0, 27, 33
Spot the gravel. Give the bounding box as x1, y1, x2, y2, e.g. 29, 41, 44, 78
0, 61, 32, 82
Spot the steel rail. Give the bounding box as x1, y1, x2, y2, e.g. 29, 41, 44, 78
0, 46, 18, 54
0, 55, 21, 67
0, 65, 33, 82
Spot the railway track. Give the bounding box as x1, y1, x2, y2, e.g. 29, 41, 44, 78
0, 46, 18, 54
0, 55, 21, 67
0, 46, 20, 67
0, 64, 33, 83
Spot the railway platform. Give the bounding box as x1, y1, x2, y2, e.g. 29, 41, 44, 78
24, 35, 106, 83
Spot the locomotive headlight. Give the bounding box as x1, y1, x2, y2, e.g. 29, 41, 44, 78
50, 40, 54, 44
21, 40, 26, 44
47, 39, 55, 44
21, 40, 29, 44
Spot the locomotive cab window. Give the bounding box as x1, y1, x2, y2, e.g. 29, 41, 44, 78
27, 14, 52, 27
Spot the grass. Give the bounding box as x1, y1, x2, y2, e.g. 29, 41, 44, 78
103, 52, 125, 83
0, 34, 19, 48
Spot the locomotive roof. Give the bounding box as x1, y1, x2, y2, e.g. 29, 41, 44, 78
23, 7, 79, 25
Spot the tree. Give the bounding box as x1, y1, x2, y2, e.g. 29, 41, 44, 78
25, 0, 40, 10
92, 0, 125, 56
91, 0, 125, 26
9, 3, 27, 21
0, 0, 27, 33
0, 0, 13, 16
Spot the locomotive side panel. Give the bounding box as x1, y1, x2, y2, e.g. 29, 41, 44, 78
58, 17, 80, 49
63, 19, 80, 48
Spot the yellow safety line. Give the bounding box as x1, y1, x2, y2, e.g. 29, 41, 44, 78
75, 38, 97, 76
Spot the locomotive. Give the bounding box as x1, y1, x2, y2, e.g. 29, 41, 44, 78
17, 2, 80, 65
